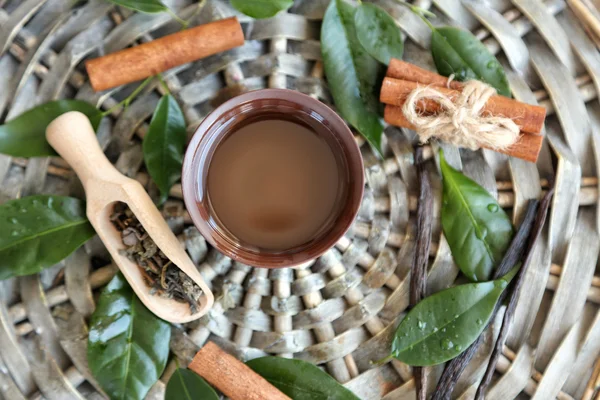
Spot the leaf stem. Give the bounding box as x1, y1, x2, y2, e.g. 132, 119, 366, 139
100, 76, 154, 117
166, 7, 188, 29
157, 73, 171, 94
371, 354, 395, 366
394, 0, 437, 31
184, 0, 206, 25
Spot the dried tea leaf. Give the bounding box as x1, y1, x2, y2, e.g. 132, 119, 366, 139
111, 202, 202, 312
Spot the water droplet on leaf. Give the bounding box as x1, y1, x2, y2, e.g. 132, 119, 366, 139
476, 318, 483, 325
487, 203, 499, 212
418, 319, 427, 330
8, 218, 17, 224
476, 228, 488, 240
441, 339, 454, 350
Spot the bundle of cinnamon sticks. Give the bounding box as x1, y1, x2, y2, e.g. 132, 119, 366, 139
380, 59, 547, 162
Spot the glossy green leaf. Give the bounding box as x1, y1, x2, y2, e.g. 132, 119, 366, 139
246, 356, 360, 400
230, 0, 293, 19
321, 0, 384, 155
143, 95, 186, 205
392, 267, 518, 366
354, 3, 404, 65
165, 368, 218, 400
88, 274, 171, 400
0, 100, 102, 157
431, 27, 511, 97
0, 195, 95, 280
106, 0, 167, 13
440, 150, 513, 281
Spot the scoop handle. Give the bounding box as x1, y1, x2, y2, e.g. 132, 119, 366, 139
46, 111, 125, 187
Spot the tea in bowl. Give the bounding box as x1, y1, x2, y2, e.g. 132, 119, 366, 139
182, 89, 364, 268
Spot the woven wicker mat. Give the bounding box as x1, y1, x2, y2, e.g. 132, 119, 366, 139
0, 0, 599, 399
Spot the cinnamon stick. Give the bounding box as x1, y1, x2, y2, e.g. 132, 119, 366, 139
387, 59, 464, 90
381, 77, 546, 135
86, 17, 244, 91
384, 105, 543, 162
188, 342, 290, 400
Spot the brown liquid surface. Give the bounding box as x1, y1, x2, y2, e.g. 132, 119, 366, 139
207, 119, 343, 251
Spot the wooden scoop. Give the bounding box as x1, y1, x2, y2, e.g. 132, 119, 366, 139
46, 111, 214, 323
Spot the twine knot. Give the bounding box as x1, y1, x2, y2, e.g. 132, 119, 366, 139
402, 80, 519, 151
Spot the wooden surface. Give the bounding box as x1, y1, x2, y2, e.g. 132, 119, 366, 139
0, 1, 598, 399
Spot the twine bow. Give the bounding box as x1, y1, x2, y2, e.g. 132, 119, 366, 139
402, 80, 520, 151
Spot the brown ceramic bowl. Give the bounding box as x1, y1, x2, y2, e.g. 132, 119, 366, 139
182, 89, 364, 268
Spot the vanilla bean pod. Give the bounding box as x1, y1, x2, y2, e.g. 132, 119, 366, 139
474, 185, 554, 399
432, 199, 540, 400
412, 146, 434, 400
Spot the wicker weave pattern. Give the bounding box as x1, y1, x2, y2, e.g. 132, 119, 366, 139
0, 0, 599, 399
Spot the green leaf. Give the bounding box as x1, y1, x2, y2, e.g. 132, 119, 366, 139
0, 100, 102, 157
391, 270, 517, 366
165, 368, 218, 400
143, 95, 186, 205
230, 0, 293, 18
431, 27, 511, 97
106, 0, 167, 13
0, 195, 95, 280
246, 356, 360, 400
88, 274, 171, 400
440, 150, 513, 281
354, 3, 404, 65
321, 0, 384, 155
